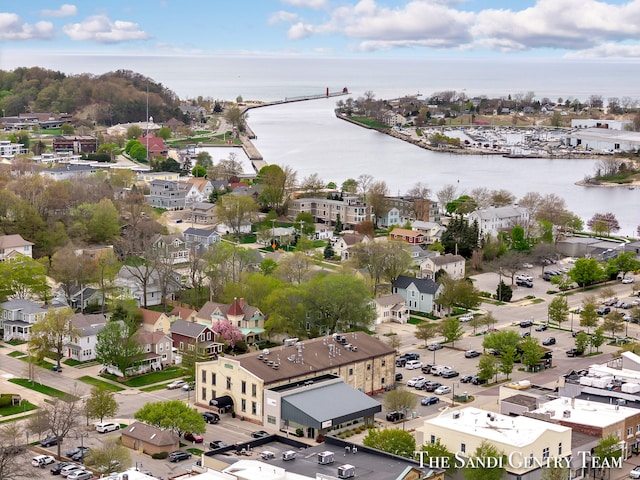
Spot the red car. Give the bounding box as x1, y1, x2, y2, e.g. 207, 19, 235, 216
184, 432, 204, 443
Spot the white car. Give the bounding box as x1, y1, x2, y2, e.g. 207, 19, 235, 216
405, 360, 423, 370
32, 455, 55, 467
434, 385, 452, 395
522, 263, 533, 269
622, 277, 635, 284
406, 376, 426, 387
96, 422, 120, 433
630, 465, 640, 479
166, 380, 187, 390
459, 313, 474, 322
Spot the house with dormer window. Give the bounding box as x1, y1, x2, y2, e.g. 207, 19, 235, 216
420, 253, 466, 280
135, 330, 174, 371
169, 318, 223, 360
196, 298, 266, 345
392, 275, 442, 315
1, 299, 51, 341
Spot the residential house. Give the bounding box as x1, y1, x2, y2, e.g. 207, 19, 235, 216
170, 318, 223, 360
120, 422, 179, 456
183, 227, 221, 249
65, 313, 107, 362
66, 285, 104, 310
180, 181, 203, 206
134, 330, 174, 372
0, 140, 26, 159
467, 205, 530, 237
392, 275, 442, 315
372, 294, 409, 325
141, 134, 168, 159
195, 332, 395, 426
167, 305, 198, 323
381, 110, 406, 127
1, 299, 51, 341
332, 232, 372, 261
40, 164, 99, 181
377, 196, 440, 226
415, 407, 572, 479
406, 245, 437, 267
188, 202, 217, 224
287, 195, 370, 230
0, 234, 34, 260
411, 221, 444, 244
136, 171, 181, 185
145, 179, 190, 210
420, 253, 466, 280
151, 234, 189, 265
185, 177, 213, 202
388, 228, 426, 245
196, 298, 266, 345
313, 223, 334, 241
216, 219, 252, 236
139, 308, 172, 334
114, 265, 181, 307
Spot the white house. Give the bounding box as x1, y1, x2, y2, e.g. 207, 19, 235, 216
66, 313, 108, 362
411, 221, 444, 244
467, 205, 530, 237
372, 294, 409, 324
1, 299, 51, 341
114, 265, 181, 307
332, 233, 372, 260
0, 234, 34, 261
420, 253, 466, 280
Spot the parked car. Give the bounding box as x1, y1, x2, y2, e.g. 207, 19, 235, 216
405, 360, 423, 370
441, 369, 459, 378
566, 348, 583, 357
464, 350, 480, 358
40, 435, 60, 447
166, 380, 187, 390
597, 306, 611, 316
95, 422, 120, 433
516, 279, 534, 288
70, 448, 89, 462
421, 396, 440, 406
459, 313, 474, 322
572, 330, 585, 337
32, 455, 56, 467
51, 462, 73, 475
394, 373, 403, 382
630, 464, 640, 479
542, 337, 556, 346
413, 379, 428, 390
202, 412, 220, 424
420, 364, 435, 374
65, 446, 89, 458
519, 320, 533, 328
516, 274, 533, 282
434, 385, 452, 395
406, 376, 426, 387
535, 324, 548, 331
471, 376, 487, 385
520, 331, 530, 338
460, 375, 473, 383
399, 352, 420, 361
209, 440, 227, 450
522, 263, 533, 269
182, 382, 195, 391
395, 358, 406, 367
427, 343, 443, 351
386, 411, 405, 422
60, 464, 85, 477
67, 470, 93, 480
423, 381, 442, 392
184, 432, 204, 443
622, 276, 635, 284
168, 451, 192, 462
251, 430, 269, 438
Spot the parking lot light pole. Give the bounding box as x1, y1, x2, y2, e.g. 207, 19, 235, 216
76, 432, 89, 464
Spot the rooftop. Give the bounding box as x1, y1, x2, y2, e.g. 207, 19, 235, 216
531, 397, 639, 427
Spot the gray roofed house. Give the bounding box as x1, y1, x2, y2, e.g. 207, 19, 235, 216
372, 294, 409, 324
145, 179, 191, 210
0, 234, 33, 260
66, 313, 108, 362
115, 265, 182, 307
467, 205, 530, 237
183, 227, 221, 248
392, 275, 442, 315
420, 252, 466, 280
169, 318, 223, 359
1, 299, 52, 341
189, 202, 217, 224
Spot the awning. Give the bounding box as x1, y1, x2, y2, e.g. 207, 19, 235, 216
209, 395, 233, 409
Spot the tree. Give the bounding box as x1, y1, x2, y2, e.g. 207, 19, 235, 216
463, 440, 505, 480
256, 164, 296, 215
192, 165, 207, 177
587, 212, 620, 237
196, 151, 213, 168
496, 280, 512, 302
216, 194, 258, 238
436, 184, 458, 210
419, 439, 457, 475
387, 334, 401, 353
440, 216, 479, 258
415, 322, 438, 347
49, 245, 99, 307
482, 330, 521, 355
439, 317, 463, 347
499, 345, 517, 380
0, 255, 50, 301
367, 180, 389, 226
84, 437, 132, 475
579, 297, 599, 333
575, 331, 590, 354
85, 386, 118, 423
550, 273, 572, 291
383, 388, 417, 421
275, 252, 312, 284
592, 434, 622, 479
323, 243, 335, 259
299, 173, 325, 194
591, 326, 606, 352
294, 211, 316, 238
609, 252, 640, 280
211, 319, 244, 349
41, 394, 84, 459
157, 126, 171, 140
126, 125, 143, 139
95, 320, 145, 378
362, 428, 415, 459
603, 311, 625, 338
134, 400, 206, 437
547, 295, 569, 326
510, 225, 529, 251
0, 428, 32, 480
569, 258, 605, 289
477, 354, 498, 382
225, 106, 246, 131
520, 336, 545, 371
28, 307, 78, 371
341, 178, 358, 193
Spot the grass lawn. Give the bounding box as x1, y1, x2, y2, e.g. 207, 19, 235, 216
6, 340, 26, 346
77, 376, 125, 392
8, 351, 25, 358
408, 318, 424, 325
349, 116, 390, 129
16, 355, 55, 370
186, 447, 204, 456
140, 383, 172, 392
101, 366, 187, 387
529, 298, 546, 304
63, 358, 81, 366
8, 378, 79, 400
0, 400, 37, 416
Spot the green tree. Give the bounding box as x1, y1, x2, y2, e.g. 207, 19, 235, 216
575, 331, 589, 354
419, 439, 457, 475
510, 225, 529, 251
341, 178, 358, 193
0, 255, 50, 301
608, 251, 640, 280
28, 307, 78, 371
440, 216, 479, 258
499, 345, 517, 380
569, 257, 605, 289
591, 326, 606, 352
157, 126, 171, 140
192, 165, 207, 177
383, 388, 417, 426
216, 194, 258, 239
323, 243, 335, 259
547, 295, 569, 326
463, 440, 505, 480
84, 438, 132, 475
129, 142, 147, 161
496, 280, 512, 302
256, 164, 296, 214
126, 125, 143, 139
302, 273, 374, 335
520, 336, 545, 371
477, 354, 498, 382
603, 311, 625, 338
439, 317, 464, 347
60, 122, 75, 134
550, 273, 573, 291
592, 434, 622, 479
196, 151, 213, 168
85, 386, 119, 423
134, 400, 206, 437
579, 298, 599, 333
415, 322, 438, 347
294, 211, 316, 237
362, 428, 415, 459
482, 330, 521, 355
225, 106, 246, 131
95, 320, 145, 378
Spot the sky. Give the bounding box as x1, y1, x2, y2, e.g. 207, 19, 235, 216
1, 0, 640, 60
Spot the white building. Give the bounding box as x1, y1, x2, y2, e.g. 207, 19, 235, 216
420, 253, 466, 280
371, 294, 409, 324
467, 205, 530, 237
571, 119, 632, 130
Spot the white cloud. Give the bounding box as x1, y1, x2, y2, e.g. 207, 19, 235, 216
288, 21, 316, 39
63, 15, 150, 43
269, 10, 299, 25
0, 13, 54, 40
565, 43, 640, 58
41, 4, 78, 18
281, 0, 327, 8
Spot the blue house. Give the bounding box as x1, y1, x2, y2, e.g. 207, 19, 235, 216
392, 275, 442, 315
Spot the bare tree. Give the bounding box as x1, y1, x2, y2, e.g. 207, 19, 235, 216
299, 173, 326, 194
470, 187, 491, 209
436, 184, 458, 212
368, 180, 389, 226
275, 252, 312, 284
357, 174, 374, 200
490, 189, 516, 207
0, 426, 32, 480
41, 393, 84, 459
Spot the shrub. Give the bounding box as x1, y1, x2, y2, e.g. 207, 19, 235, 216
0, 395, 13, 408
151, 452, 168, 459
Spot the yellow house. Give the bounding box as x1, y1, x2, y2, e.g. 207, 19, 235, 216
195, 332, 395, 427
139, 308, 172, 334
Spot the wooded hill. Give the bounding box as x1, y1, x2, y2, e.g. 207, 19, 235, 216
0, 67, 184, 125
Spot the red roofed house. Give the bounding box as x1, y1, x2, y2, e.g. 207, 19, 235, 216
167, 305, 198, 323
142, 134, 168, 159
196, 298, 266, 345
388, 228, 426, 245
139, 308, 172, 334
